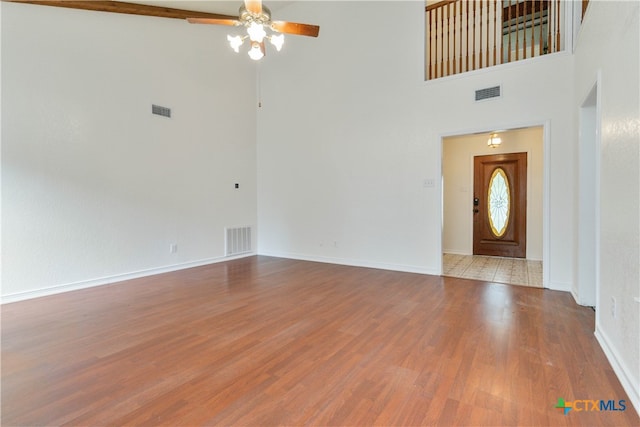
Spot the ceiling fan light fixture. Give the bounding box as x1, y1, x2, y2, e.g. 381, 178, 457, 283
248, 41, 264, 60
227, 34, 245, 53
247, 21, 267, 43
269, 33, 284, 51
187, 0, 319, 61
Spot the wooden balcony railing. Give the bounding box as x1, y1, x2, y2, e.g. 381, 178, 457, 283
582, 0, 589, 20
426, 0, 563, 80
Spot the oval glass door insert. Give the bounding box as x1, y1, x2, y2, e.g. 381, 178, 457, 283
487, 168, 510, 237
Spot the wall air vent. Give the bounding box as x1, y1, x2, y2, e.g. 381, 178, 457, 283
152, 104, 171, 118
225, 226, 252, 256
475, 85, 502, 102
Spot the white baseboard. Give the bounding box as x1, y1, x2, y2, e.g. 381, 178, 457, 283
571, 288, 580, 305
546, 280, 572, 292
442, 249, 471, 256
570, 286, 597, 307
259, 251, 439, 276
1, 252, 255, 304
595, 326, 640, 417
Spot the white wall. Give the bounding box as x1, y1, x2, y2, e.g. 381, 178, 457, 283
443, 127, 543, 260
1, 2, 258, 300
257, 1, 573, 289
574, 1, 640, 414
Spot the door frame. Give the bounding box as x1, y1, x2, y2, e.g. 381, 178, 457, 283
576, 73, 601, 309
438, 120, 550, 288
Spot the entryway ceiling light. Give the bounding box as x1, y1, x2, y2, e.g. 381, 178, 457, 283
488, 133, 502, 148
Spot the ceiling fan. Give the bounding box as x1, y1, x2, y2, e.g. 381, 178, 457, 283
187, 0, 320, 60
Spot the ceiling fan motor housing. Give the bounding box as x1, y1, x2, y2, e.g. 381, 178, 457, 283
239, 5, 271, 25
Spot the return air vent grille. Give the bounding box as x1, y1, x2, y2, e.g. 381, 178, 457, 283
475, 85, 501, 101
152, 104, 171, 118
225, 226, 252, 256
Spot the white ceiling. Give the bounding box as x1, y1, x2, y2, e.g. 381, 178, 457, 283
132, 1, 296, 16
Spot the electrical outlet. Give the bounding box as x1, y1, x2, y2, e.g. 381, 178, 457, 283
169, 243, 178, 254
610, 296, 616, 319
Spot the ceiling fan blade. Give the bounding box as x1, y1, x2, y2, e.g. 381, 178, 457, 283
271, 21, 320, 38
5, 0, 238, 21
244, 0, 262, 15
187, 17, 240, 26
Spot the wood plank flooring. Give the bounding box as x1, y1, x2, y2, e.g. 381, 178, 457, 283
2, 256, 638, 426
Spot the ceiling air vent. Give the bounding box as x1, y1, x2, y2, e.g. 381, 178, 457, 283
152, 104, 171, 118
475, 85, 501, 102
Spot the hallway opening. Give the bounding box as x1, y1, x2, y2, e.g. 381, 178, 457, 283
442, 126, 544, 288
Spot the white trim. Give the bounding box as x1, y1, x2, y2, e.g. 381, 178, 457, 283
570, 289, 580, 305
0, 253, 255, 304
594, 71, 603, 327
438, 119, 550, 141
595, 327, 640, 418
258, 251, 439, 276
574, 75, 601, 308
572, 0, 592, 53
542, 120, 551, 292
424, 51, 571, 85
546, 280, 571, 292
436, 132, 444, 276
442, 249, 472, 256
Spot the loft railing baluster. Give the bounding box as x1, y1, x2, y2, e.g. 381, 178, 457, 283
450, 1, 454, 75
447, 2, 456, 74
432, 8, 436, 77
465, 1, 470, 72
556, 0, 560, 52
539, 0, 544, 55
516, 1, 520, 60
493, 0, 497, 66
479, 0, 483, 68
427, 8, 432, 79
457, 0, 461, 74
472, 0, 476, 70
486, 0, 490, 67
458, 1, 462, 73
440, 6, 444, 77
523, 1, 527, 59
508, 0, 512, 63
530, 1, 535, 58
446, 2, 450, 76
547, 0, 552, 53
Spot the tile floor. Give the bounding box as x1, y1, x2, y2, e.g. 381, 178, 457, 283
443, 253, 543, 288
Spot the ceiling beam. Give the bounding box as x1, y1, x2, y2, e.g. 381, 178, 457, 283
3, 0, 237, 20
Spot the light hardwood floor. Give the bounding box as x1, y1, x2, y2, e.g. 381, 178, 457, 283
2, 256, 637, 426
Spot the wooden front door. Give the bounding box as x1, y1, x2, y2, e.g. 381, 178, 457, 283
473, 152, 527, 258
